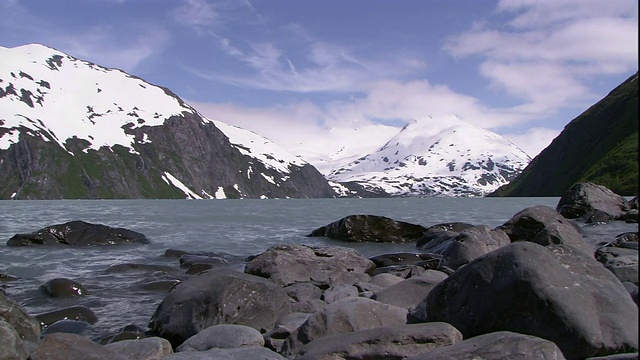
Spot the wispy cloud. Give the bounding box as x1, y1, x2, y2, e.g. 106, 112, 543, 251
172, 0, 220, 28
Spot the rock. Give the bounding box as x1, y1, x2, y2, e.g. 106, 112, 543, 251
178, 254, 228, 268
98, 324, 147, 344
418, 242, 638, 360
307, 214, 426, 242
556, 182, 630, 220
7, 220, 149, 246
0, 291, 40, 360
41, 319, 90, 335
148, 269, 292, 348
263, 313, 312, 353
39, 277, 88, 298
105, 337, 173, 360
369, 273, 404, 288
586, 353, 640, 360
140, 279, 180, 292
0, 272, 19, 282
291, 299, 328, 314
370, 264, 429, 278
599, 232, 639, 249
244, 244, 375, 286
281, 297, 408, 357
295, 322, 462, 360
322, 285, 359, 303
418, 225, 511, 270
407, 331, 567, 360
30, 333, 126, 360
162, 346, 287, 360
373, 270, 448, 311
622, 282, 638, 304
369, 252, 440, 267
595, 247, 639, 284
35, 306, 98, 329
176, 324, 264, 352
498, 205, 591, 254
415, 222, 475, 248
284, 282, 323, 302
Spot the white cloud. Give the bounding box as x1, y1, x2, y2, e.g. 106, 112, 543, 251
502, 127, 560, 158
172, 0, 220, 28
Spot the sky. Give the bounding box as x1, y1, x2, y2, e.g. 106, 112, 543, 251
0, 0, 638, 159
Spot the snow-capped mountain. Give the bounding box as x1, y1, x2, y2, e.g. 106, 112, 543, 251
0, 44, 335, 199
327, 116, 531, 197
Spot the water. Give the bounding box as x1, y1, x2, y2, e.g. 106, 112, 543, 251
0, 198, 636, 340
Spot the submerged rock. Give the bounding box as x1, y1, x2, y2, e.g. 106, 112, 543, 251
307, 214, 426, 242
7, 220, 149, 246
39, 278, 88, 298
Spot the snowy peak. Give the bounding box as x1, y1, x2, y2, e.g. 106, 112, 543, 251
328, 115, 531, 196
0, 44, 334, 199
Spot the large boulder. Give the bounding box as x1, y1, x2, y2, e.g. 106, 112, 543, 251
7, 220, 149, 246
162, 346, 287, 360
417, 225, 511, 270
556, 182, 630, 221
307, 215, 426, 242
407, 331, 566, 360
39, 278, 88, 298
245, 244, 375, 286
281, 297, 408, 357
415, 222, 476, 249
417, 242, 638, 360
105, 337, 173, 360
148, 269, 292, 348
295, 322, 462, 360
498, 205, 592, 254
0, 290, 40, 360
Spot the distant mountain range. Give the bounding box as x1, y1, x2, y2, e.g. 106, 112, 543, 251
0, 44, 532, 199
491, 73, 638, 197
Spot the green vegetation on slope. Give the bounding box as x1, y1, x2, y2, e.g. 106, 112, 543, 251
491, 73, 638, 197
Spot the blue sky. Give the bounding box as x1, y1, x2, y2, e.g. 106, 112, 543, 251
1, 0, 637, 157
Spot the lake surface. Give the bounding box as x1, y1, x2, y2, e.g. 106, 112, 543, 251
0, 198, 636, 340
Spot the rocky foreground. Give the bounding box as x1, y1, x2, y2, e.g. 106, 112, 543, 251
1, 182, 638, 360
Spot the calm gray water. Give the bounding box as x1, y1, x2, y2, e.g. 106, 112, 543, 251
0, 198, 636, 340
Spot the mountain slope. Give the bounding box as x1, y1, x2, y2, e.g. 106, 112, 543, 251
490, 73, 638, 197
327, 116, 531, 197
0, 44, 335, 199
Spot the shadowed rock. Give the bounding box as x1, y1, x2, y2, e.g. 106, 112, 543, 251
8, 220, 149, 246
307, 215, 426, 242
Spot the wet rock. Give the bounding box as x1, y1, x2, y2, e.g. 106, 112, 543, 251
296, 322, 462, 360
35, 306, 98, 329
417, 225, 511, 270
98, 324, 147, 345
419, 242, 638, 360
30, 333, 125, 360
7, 220, 149, 246
0, 272, 19, 282
407, 331, 567, 360
307, 214, 426, 242
105, 337, 173, 360
498, 205, 591, 254
39, 277, 88, 298
178, 254, 227, 268
149, 269, 292, 348
244, 244, 375, 286
369, 252, 439, 267
281, 297, 408, 357
373, 270, 448, 311
370, 264, 429, 278
105, 263, 179, 274
140, 279, 180, 292
41, 319, 90, 336
415, 222, 475, 248
0, 290, 40, 359
595, 247, 639, 284
556, 182, 630, 220
176, 324, 264, 352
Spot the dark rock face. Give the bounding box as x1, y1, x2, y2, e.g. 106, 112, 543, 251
39, 278, 88, 297
148, 269, 292, 348
7, 220, 149, 246
420, 242, 638, 360
0, 290, 40, 359
307, 215, 426, 243
498, 205, 592, 254
244, 244, 375, 286
35, 306, 98, 330
557, 182, 630, 220
407, 331, 567, 360
295, 322, 462, 360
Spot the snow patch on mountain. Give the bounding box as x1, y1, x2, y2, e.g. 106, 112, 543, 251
328, 115, 531, 196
